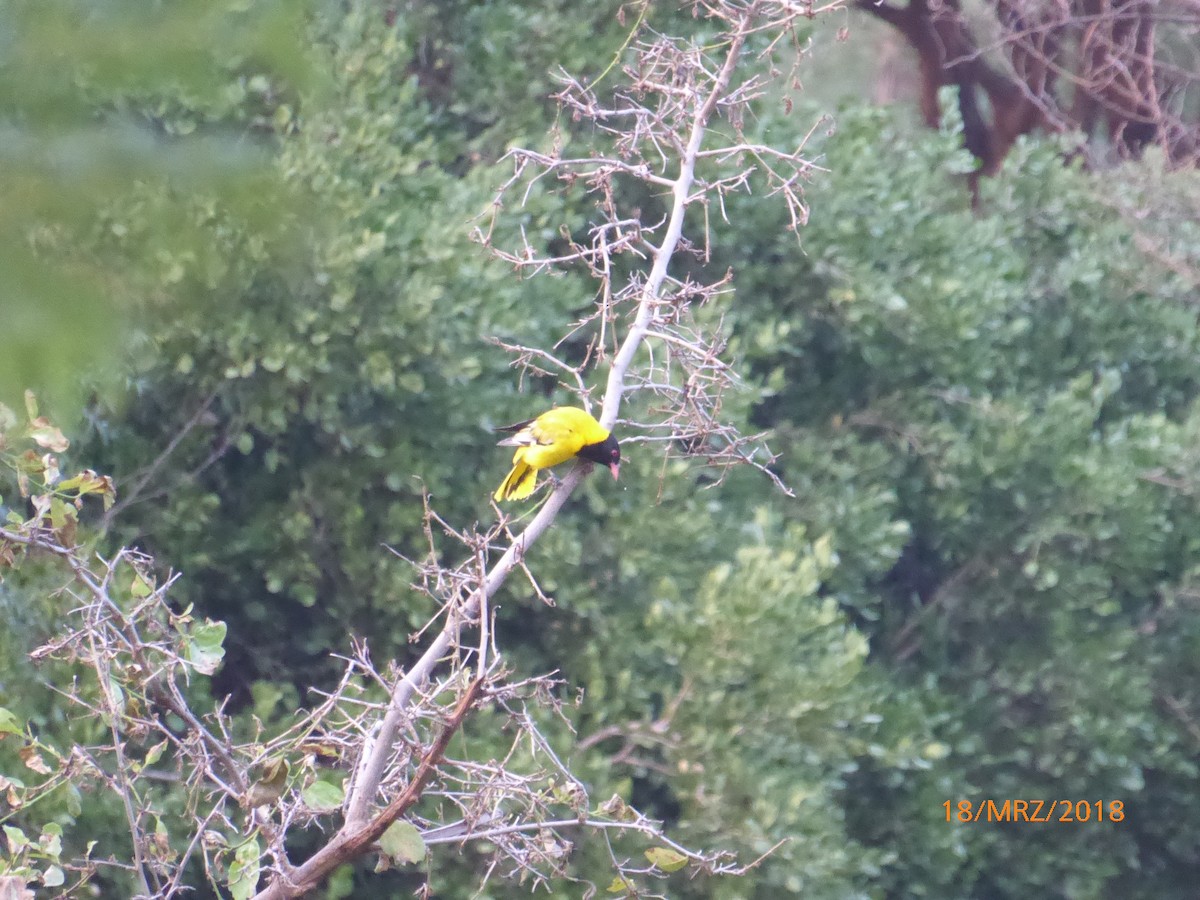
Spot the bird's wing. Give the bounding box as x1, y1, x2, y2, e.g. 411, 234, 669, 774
496, 424, 549, 448
494, 416, 536, 434
495, 408, 600, 453
526, 412, 589, 455
496, 416, 542, 448
541, 406, 609, 445
496, 417, 560, 448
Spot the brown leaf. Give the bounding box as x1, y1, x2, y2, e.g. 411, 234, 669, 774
19, 746, 52, 776
27, 419, 68, 453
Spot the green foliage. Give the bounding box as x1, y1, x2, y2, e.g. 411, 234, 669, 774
0, 404, 178, 896
663, 526, 885, 898
389, 0, 632, 143
716, 103, 1200, 896
0, 0, 322, 414
82, 5, 610, 700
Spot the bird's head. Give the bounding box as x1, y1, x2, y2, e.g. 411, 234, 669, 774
580, 435, 621, 481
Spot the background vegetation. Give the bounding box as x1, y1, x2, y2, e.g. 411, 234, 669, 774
3, 0, 1200, 897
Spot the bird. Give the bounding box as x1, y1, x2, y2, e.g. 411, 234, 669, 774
493, 406, 621, 502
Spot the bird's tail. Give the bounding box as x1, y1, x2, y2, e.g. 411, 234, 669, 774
494, 461, 537, 502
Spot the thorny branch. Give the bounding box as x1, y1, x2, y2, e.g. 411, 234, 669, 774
2, 3, 831, 898
263, 3, 820, 895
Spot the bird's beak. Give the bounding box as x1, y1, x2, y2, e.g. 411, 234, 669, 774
609, 462, 620, 481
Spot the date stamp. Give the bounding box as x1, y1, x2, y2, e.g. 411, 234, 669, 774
943, 799, 1125, 824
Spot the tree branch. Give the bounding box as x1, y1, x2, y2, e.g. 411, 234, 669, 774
340, 10, 755, 836
253, 679, 485, 900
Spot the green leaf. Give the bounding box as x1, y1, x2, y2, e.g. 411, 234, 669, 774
4, 824, 29, 852
55, 470, 115, 510
326, 864, 355, 900
49, 496, 75, 531
228, 835, 261, 900
644, 847, 688, 872
923, 741, 951, 760
606, 875, 635, 894
143, 739, 168, 767
131, 572, 154, 599
42, 865, 65, 887
301, 779, 344, 813
0, 707, 23, 736
40, 822, 62, 860
186, 619, 227, 675
398, 372, 425, 393
106, 676, 126, 718
379, 821, 426, 865
812, 532, 835, 569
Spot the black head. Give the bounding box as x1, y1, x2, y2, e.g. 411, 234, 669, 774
578, 435, 621, 480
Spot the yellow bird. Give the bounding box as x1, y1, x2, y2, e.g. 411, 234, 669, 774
493, 406, 621, 502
